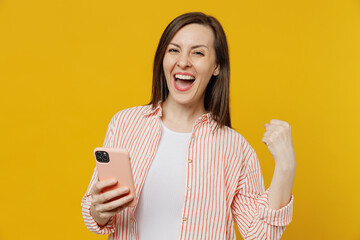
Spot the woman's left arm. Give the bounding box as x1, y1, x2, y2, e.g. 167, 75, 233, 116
262, 119, 296, 210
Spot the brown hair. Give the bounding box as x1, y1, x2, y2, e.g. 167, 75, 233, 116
149, 12, 231, 128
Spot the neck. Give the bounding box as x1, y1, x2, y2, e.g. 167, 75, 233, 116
161, 97, 207, 133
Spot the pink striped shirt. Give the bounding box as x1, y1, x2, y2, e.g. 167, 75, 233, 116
81, 104, 294, 240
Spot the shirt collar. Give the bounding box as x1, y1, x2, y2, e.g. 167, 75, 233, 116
196, 112, 219, 133
143, 102, 219, 133
143, 102, 163, 117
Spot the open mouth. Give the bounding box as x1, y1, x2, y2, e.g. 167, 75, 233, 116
174, 73, 196, 91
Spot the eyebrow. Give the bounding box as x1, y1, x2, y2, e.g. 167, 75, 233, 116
169, 42, 209, 50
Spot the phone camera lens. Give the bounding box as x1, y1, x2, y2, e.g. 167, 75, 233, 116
95, 151, 110, 163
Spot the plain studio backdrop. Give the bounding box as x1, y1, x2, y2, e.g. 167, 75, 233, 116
0, 0, 359, 239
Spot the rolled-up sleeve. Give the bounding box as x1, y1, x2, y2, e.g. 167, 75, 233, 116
257, 190, 294, 227
231, 146, 294, 240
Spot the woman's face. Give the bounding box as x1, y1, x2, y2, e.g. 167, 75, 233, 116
163, 23, 220, 108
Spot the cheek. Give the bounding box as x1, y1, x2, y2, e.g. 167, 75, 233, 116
162, 59, 173, 87
163, 55, 175, 73
162, 59, 168, 74
198, 65, 215, 82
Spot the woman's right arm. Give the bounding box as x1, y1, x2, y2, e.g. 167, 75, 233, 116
81, 112, 129, 233
89, 178, 133, 226
81, 167, 133, 234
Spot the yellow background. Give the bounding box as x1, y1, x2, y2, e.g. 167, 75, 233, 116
1, 0, 359, 239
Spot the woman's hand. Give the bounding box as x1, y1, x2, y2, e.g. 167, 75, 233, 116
262, 119, 296, 210
90, 178, 134, 226
262, 119, 296, 169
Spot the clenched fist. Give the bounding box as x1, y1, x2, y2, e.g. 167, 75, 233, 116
262, 119, 296, 168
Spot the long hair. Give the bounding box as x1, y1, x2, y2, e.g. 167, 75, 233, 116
149, 12, 231, 128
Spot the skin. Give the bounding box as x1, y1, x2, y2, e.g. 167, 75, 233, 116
161, 24, 219, 132
90, 23, 296, 226
90, 179, 134, 226
262, 120, 296, 209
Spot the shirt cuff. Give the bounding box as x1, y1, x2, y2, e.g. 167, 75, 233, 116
256, 189, 294, 226
81, 194, 116, 234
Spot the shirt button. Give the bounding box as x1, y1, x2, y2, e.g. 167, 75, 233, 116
191, 133, 195, 139
183, 217, 187, 222
187, 187, 191, 191
188, 159, 192, 163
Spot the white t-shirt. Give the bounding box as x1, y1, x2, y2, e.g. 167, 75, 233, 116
134, 120, 191, 240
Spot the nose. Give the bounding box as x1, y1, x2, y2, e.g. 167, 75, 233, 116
177, 52, 192, 69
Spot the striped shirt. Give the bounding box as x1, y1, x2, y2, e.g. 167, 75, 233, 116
81, 104, 294, 240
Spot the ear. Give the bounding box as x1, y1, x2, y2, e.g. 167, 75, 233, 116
213, 64, 220, 76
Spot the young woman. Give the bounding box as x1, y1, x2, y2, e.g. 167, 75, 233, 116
81, 12, 296, 240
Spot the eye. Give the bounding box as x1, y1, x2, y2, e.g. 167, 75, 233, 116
193, 51, 205, 56
168, 48, 179, 53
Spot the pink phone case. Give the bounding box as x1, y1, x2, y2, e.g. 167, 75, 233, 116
94, 147, 137, 207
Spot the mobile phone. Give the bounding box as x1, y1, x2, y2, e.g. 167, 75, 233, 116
94, 147, 137, 207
